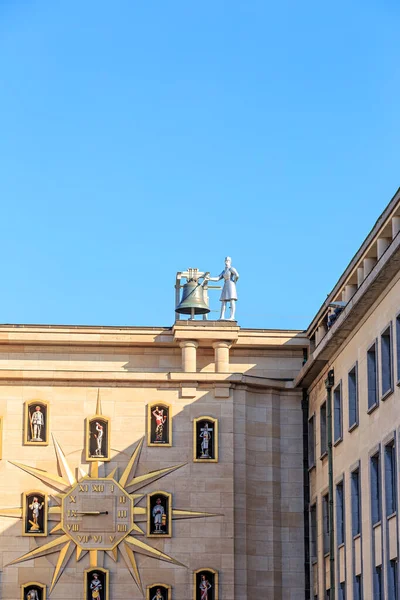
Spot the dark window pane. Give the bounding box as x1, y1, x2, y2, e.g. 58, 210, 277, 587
381, 326, 393, 396
367, 343, 378, 409
348, 365, 358, 428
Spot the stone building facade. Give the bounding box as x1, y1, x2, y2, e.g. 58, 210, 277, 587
296, 186, 400, 600
0, 321, 307, 600
1, 187, 400, 600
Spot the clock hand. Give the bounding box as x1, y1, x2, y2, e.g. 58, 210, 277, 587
75, 511, 109, 515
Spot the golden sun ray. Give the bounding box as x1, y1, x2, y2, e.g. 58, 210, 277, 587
78, 466, 88, 481
9, 461, 70, 493
89, 462, 99, 478
172, 508, 221, 519
131, 522, 144, 535
89, 550, 98, 567
106, 467, 118, 479
120, 542, 143, 593
76, 546, 87, 562
50, 522, 63, 534
50, 540, 75, 592
7, 534, 70, 566
106, 547, 118, 562
119, 437, 144, 488
0, 507, 22, 519
96, 389, 102, 415
124, 535, 186, 568
52, 435, 76, 487
125, 462, 186, 491
5, 437, 217, 596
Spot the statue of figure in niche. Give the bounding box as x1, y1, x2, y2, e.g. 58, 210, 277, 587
31, 406, 44, 441
87, 418, 109, 460
148, 403, 171, 446
200, 575, 212, 600
85, 568, 108, 600
29, 496, 44, 531
194, 570, 218, 600
147, 585, 171, 600
23, 491, 47, 536
153, 407, 166, 442
25, 401, 49, 445
194, 417, 218, 463
85, 394, 110, 462
147, 492, 171, 537
22, 583, 46, 600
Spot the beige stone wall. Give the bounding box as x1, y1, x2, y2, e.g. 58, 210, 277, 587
308, 275, 400, 599
0, 325, 306, 600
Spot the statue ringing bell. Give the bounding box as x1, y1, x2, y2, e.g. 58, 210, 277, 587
207, 256, 239, 320
175, 258, 239, 321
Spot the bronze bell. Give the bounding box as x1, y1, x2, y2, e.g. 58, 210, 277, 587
176, 280, 210, 316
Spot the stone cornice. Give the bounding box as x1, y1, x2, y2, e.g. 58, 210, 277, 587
0, 368, 295, 390
295, 227, 400, 388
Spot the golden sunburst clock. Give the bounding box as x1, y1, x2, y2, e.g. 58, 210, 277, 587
0, 435, 218, 596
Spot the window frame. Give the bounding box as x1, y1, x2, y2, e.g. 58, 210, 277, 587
310, 502, 317, 564
367, 339, 379, 414
322, 492, 330, 556
336, 478, 345, 547
348, 361, 359, 431
333, 381, 343, 445
396, 311, 400, 385
384, 437, 397, 518
380, 322, 394, 401
320, 400, 328, 459
370, 449, 382, 527
351, 464, 361, 538
308, 413, 316, 470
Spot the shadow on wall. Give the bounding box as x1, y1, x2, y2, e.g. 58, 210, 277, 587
0, 388, 235, 600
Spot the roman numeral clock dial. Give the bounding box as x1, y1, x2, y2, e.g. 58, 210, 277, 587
62, 479, 133, 550
0, 432, 218, 596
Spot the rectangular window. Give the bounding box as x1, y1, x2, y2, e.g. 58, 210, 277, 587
367, 341, 378, 410
373, 566, 383, 600
308, 414, 315, 469
336, 480, 345, 546
348, 364, 358, 429
338, 582, 346, 600
385, 440, 397, 516
381, 325, 393, 398
371, 452, 381, 526
354, 575, 362, 600
310, 503, 317, 561
320, 401, 327, 457
351, 468, 361, 536
334, 383, 343, 443
323, 493, 330, 554
388, 559, 398, 600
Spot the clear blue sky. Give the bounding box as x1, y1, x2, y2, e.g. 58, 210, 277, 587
1, 1, 399, 330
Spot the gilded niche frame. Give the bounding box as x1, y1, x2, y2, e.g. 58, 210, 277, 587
24, 400, 49, 446
193, 416, 219, 463
22, 490, 48, 537
85, 414, 111, 462
21, 581, 47, 600
84, 567, 109, 600
193, 568, 219, 600
146, 583, 172, 600
147, 490, 172, 538
147, 402, 172, 447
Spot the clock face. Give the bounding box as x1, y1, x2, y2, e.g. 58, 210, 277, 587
61, 477, 133, 550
